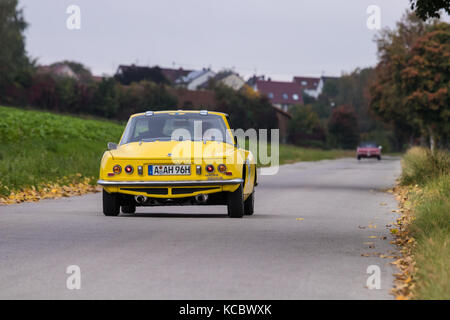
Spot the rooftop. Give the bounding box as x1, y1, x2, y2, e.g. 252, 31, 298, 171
255, 79, 304, 105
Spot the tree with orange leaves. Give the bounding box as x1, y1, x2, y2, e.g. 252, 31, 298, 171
401, 22, 450, 150
370, 12, 449, 150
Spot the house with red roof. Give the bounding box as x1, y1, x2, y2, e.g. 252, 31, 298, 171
248, 77, 304, 143
293, 76, 322, 98
252, 78, 304, 112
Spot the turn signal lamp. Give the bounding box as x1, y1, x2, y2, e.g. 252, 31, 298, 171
113, 165, 122, 174
218, 164, 227, 173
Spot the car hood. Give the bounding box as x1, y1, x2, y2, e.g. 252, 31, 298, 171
110, 140, 237, 160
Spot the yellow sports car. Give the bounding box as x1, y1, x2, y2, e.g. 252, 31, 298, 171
98, 110, 257, 218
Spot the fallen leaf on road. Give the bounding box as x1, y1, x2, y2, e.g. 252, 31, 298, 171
0, 175, 101, 205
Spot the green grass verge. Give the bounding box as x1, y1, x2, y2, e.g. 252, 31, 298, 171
277, 144, 354, 164
239, 138, 355, 166
0, 105, 354, 197
400, 147, 450, 186
400, 147, 450, 299
0, 106, 124, 196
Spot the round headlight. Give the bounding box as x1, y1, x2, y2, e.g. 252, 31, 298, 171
218, 164, 227, 173
113, 165, 122, 174
206, 164, 214, 173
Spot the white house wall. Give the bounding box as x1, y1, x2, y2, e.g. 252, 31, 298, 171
187, 71, 216, 90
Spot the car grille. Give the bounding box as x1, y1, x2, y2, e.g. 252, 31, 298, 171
120, 187, 168, 195
171, 187, 220, 195
120, 187, 220, 196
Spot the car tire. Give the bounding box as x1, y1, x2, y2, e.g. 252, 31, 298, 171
227, 183, 244, 218
357, 156, 361, 160
103, 189, 120, 216
121, 205, 136, 214
244, 190, 255, 216
377, 156, 381, 161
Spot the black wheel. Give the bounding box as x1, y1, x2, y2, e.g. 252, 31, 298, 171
227, 183, 244, 218
357, 156, 361, 160
103, 189, 120, 216
121, 205, 136, 214
377, 156, 381, 161
244, 190, 255, 216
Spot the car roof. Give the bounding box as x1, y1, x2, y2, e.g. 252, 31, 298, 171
130, 110, 228, 118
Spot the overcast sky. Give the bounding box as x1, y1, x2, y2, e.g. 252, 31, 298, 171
20, 0, 416, 80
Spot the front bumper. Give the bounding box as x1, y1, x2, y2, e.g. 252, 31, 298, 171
357, 154, 380, 158
97, 178, 243, 187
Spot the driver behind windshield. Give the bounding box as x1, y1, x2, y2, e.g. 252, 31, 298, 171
136, 118, 167, 141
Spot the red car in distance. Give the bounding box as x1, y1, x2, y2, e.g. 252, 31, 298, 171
356, 142, 382, 160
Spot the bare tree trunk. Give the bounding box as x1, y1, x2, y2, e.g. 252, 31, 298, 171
428, 126, 435, 153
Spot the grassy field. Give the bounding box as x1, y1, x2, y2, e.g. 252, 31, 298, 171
0, 106, 124, 197
277, 144, 354, 164
0, 105, 354, 197
400, 147, 450, 299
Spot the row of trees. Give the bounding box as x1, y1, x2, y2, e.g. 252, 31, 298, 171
288, 103, 362, 150
2, 68, 277, 130
2, 71, 178, 120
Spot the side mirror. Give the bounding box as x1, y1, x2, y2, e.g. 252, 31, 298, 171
107, 142, 118, 150
378, 146, 382, 150
234, 136, 238, 147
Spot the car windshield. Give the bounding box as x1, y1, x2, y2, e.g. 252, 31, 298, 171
359, 142, 378, 148
120, 113, 233, 145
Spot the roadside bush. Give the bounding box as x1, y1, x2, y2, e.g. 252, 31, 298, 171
327, 105, 359, 149
90, 78, 118, 118
288, 105, 326, 147
116, 80, 178, 120
213, 85, 277, 132
400, 147, 450, 185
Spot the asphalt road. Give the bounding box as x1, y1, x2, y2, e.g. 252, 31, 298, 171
0, 157, 401, 299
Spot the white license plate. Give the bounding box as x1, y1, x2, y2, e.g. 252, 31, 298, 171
148, 165, 191, 176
